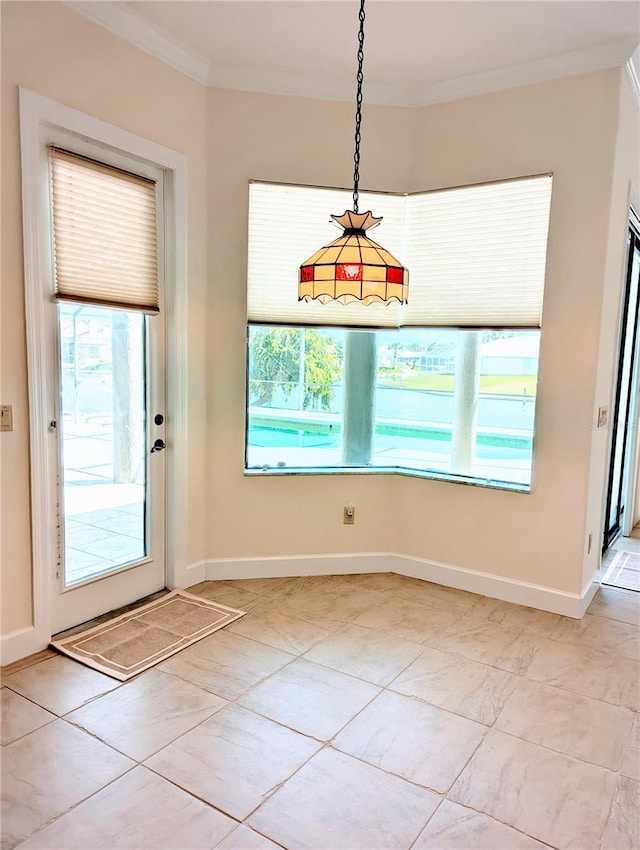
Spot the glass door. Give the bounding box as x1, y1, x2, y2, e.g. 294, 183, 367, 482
52, 302, 166, 633
604, 226, 640, 550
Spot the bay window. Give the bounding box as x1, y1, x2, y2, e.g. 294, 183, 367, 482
246, 176, 552, 490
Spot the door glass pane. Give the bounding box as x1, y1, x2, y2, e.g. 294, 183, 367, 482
608, 247, 640, 536
59, 303, 147, 586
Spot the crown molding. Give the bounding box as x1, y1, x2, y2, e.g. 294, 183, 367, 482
205, 63, 405, 107
65, 1, 210, 85
626, 46, 640, 107
414, 37, 640, 107
66, 2, 637, 108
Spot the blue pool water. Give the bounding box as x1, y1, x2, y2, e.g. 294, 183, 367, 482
248, 422, 531, 461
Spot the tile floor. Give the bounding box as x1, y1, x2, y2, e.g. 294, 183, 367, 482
1, 573, 639, 850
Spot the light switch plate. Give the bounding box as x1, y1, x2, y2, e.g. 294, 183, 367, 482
597, 406, 608, 428
1, 405, 13, 432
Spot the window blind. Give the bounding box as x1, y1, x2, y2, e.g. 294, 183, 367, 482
248, 182, 406, 328
247, 175, 552, 329
403, 176, 552, 327
49, 148, 160, 313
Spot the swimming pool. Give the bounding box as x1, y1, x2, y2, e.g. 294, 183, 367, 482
248, 418, 532, 462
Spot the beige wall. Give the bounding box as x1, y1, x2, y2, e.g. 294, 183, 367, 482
1, 1, 209, 632
1, 1, 636, 640
584, 69, 640, 589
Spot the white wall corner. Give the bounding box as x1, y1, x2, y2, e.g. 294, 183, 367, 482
578, 572, 601, 618
182, 559, 208, 588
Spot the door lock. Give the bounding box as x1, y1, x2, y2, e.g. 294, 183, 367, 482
150, 438, 166, 453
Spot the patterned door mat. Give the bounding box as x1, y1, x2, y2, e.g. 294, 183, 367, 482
51, 589, 246, 680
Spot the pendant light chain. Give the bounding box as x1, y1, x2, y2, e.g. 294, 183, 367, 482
352, 0, 366, 213
298, 0, 408, 307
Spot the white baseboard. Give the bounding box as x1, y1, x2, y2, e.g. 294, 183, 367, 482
1, 553, 600, 665
394, 554, 597, 618
202, 552, 395, 581
199, 551, 596, 619
1, 626, 49, 667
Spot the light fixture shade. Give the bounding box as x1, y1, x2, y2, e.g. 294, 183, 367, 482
299, 210, 408, 306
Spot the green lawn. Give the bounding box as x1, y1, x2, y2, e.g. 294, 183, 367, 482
379, 373, 537, 395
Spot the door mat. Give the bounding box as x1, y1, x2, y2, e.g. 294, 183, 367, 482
601, 549, 640, 593
51, 590, 246, 681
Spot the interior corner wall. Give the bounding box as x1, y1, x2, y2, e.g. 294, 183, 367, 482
393, 71, 621, 595
0, 1, 209, 634
584, 68, 640, 590
203, 72, 622, 599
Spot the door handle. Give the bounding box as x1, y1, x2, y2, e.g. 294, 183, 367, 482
150, 438, 166, 453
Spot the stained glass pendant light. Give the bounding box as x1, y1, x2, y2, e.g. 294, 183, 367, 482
299, 0, 408, 306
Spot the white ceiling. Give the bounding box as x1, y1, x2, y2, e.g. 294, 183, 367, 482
68, 1, 640, 106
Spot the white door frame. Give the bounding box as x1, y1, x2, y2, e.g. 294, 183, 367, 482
18, 88, 190, 657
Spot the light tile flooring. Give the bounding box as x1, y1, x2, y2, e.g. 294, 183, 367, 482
2, 574, 639, 850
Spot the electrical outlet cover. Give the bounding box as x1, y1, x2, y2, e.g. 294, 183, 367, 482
343, 506, 355, 525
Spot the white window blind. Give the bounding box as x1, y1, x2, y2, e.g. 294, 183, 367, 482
247, 175, 552, 329
248, 182, 406, 328
403, 176, 552, 327
49, 148, 160, 313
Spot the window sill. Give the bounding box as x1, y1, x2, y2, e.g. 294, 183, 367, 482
244, 464, 531, 493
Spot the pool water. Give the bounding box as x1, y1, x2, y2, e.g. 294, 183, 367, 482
248, 421, 532, 462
